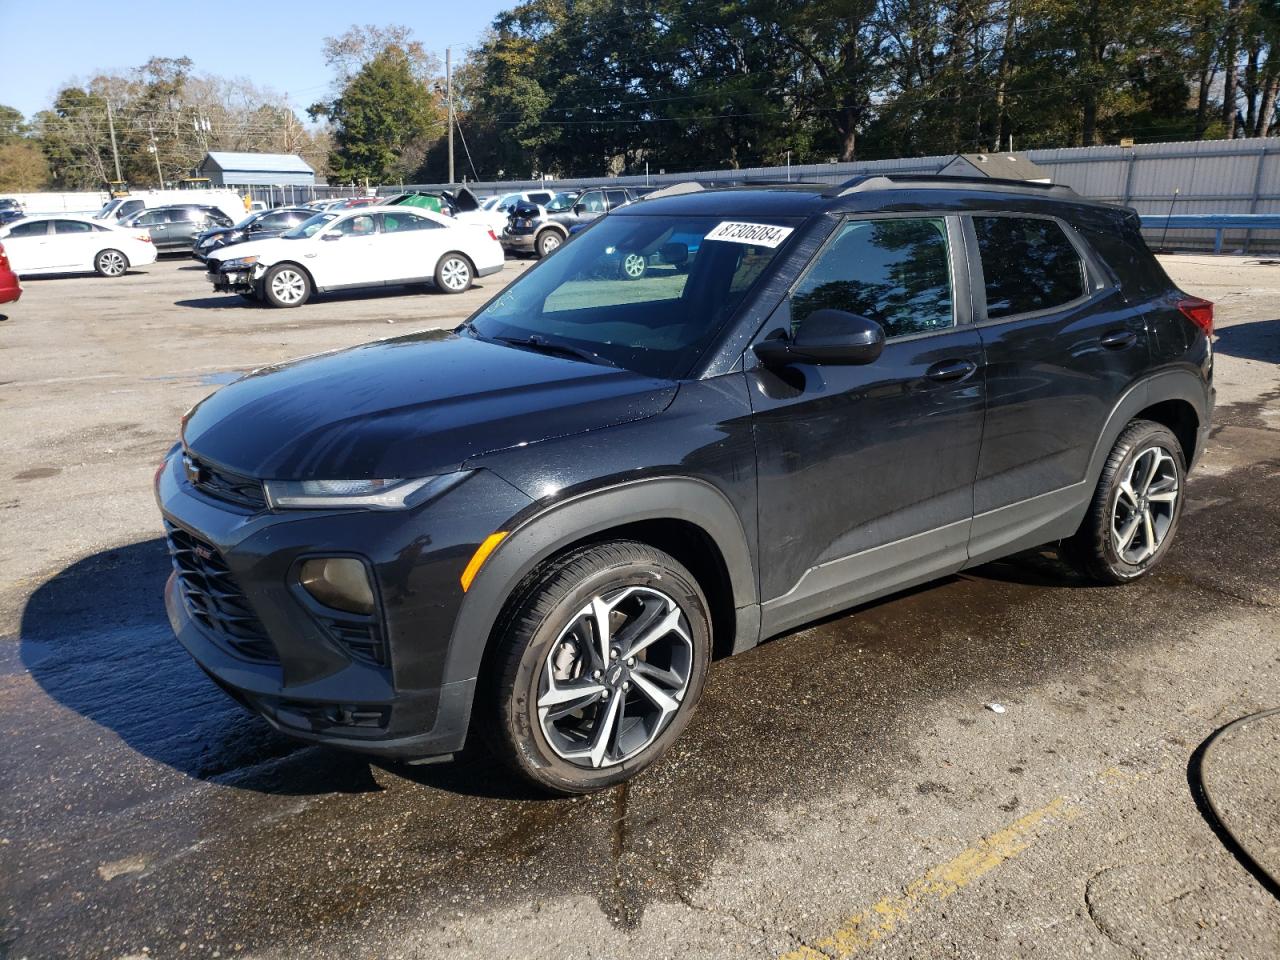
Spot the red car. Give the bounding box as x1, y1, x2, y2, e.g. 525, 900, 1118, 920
0, 241, 21, 305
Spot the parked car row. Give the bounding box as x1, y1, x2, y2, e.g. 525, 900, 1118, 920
205, 205, 505, 307
501, 185, 650, 257
0, 215, 156, 277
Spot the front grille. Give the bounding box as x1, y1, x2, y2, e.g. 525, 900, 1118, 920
166, 523, 278, 663
185, 454, 266, 510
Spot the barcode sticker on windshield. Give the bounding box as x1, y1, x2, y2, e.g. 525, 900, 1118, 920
704, 221, 794, 248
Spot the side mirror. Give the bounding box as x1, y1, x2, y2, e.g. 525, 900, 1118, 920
321, 232, 343, 242
753, 309, 885, 367
659, 242, 689, 266
573, 203, 586, 215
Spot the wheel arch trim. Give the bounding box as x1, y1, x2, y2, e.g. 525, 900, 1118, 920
441, 475, 756, 687
1086, 368, 1210, 485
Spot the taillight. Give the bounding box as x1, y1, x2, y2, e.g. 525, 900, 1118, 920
1177, 296, 1213, 336
487, 229, 498, 241
138, 232, 153, 243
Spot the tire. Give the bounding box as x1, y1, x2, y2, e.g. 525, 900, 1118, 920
1064, 419, 1186, 584
620, 252, 647, 280
262, 263, 310, 308
535, 229, 564, 258
94, 249, 129, 277
434, 252, 473, 294
488, 540, 712, 795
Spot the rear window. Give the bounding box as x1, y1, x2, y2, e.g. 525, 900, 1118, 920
1075, 214, 1171, 300
973, 216, 1086, 319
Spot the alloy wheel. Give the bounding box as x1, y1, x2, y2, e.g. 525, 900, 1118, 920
1111, 444, 1180, 564
622, 253, 646, 279
270, 269, 306, 304
440, 257, 471, 291
540, 233, 561, 255
537, 586, 693, 769
98, 251, 126, 276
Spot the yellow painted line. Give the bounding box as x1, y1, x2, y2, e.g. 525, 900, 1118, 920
779, 797, 1071, 959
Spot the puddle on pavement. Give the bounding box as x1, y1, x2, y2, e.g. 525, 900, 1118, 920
4, 405, 1278, 957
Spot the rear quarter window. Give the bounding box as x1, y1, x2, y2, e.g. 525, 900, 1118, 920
973, 216, 1086, 319
1074, 213, 1173, 301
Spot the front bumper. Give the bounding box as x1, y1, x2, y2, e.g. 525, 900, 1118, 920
155, 448, 532, 759
208, 266, 256, 294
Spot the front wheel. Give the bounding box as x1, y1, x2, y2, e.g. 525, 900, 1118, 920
488, 541, 711, 795
263, 264, 310, 308
94, 249, 129, 277
1065, 419, 1186, 584
434, 253, 473, 294
535, 230, 563, 258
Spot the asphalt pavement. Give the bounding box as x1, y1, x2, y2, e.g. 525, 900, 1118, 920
0, 255, 1277, 959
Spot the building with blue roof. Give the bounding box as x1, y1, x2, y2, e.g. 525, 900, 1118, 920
197, 152, 316, 187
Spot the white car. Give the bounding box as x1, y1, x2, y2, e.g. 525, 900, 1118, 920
0, 215, 157, 277
206, 205, 505, 307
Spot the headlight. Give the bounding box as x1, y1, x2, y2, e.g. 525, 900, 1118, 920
263, 471, 469, 510
222, 255, 258, 270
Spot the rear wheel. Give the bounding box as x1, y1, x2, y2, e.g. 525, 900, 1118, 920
1065, 419, 1186, 584
263, 264, 310, 308
94, 249, 128, 277
488, 541, 711, 795
434, 253, 473, 294
535, 230, 563, 258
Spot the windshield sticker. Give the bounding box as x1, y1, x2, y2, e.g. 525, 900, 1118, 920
704, 221, 794, 248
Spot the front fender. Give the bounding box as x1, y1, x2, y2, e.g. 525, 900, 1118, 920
441, 476, 757, 687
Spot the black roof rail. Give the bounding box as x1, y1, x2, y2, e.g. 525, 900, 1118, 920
822, 173, 1077, 198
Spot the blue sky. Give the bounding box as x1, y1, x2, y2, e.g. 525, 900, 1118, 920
0, 0, 509, 119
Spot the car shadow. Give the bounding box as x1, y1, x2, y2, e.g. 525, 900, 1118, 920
18, 538, 381, 795
174, 296, 258, 309
1214, 316, 1280, 364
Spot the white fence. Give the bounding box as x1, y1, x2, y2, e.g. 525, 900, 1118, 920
5, 191, 110, 216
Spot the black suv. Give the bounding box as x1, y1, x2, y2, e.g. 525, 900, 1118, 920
157, 176, 1213, 795
503, 186, 646, 257
192, 207, 314, 263
124, 204, 234, 253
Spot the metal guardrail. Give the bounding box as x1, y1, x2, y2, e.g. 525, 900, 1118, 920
1138, 213, 1280, 253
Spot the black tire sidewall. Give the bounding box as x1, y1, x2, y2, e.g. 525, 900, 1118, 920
1092, 423, 1186, 581
96, 249, 127, 277
536, 230, 562, 257
263, 264, 309, 308
434, 253, 472, 294
500, 546, 711, 794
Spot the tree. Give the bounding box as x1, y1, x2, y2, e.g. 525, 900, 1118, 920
314, 46, 444, 183
0, 141, 49, 191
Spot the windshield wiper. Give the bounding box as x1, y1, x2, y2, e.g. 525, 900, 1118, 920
492, 334, 618, 368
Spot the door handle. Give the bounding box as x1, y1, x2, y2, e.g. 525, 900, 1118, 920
1100, 329, 1138, 350
925, 359, 978, 383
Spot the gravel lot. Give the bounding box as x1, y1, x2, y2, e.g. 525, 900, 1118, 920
1, 254, 1277, 959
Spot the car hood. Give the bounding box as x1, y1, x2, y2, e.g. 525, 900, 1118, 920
207, 236, 297, 264
182, 332, 678, 480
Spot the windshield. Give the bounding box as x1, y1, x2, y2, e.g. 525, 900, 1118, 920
545, 193, 577, 213
94, 199, 123, 220
282, 212, 337, 239
466, 213, 797, 379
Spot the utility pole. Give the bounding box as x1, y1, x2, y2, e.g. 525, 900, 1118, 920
148, 122, 163, 187
105, 97, 123, 184
446, 46, 455, 184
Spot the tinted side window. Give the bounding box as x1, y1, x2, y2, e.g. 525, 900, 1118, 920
579, 191, 606, 213
605, 189, 628, 208
8, 220, 49, 238
790, 218, 954, 338
118, 200, 144, 218
1075, 214, 1170, 300
333, 214, 376, 236
974, 216, 1085, 319
52, 219, 93, 234
381, 212, 438, 232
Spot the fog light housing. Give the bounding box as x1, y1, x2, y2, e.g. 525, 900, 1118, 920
298, 558, 375, 615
